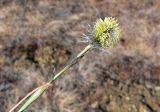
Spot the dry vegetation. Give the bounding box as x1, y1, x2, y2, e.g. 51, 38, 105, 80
0, 0, 160, 112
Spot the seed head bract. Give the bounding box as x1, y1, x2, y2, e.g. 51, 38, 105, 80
92, 17, 121, 48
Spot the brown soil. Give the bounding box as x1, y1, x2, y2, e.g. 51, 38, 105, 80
0, 0, 160, 112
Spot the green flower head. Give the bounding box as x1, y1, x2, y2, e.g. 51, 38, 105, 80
92, 17, 121, 48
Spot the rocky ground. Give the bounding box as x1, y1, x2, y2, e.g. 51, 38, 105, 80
0, 0, 160, 112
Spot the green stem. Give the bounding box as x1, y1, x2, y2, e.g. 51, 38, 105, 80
17, 44, 93, 112
18, 84, 49, 112
50, 44, 93, 82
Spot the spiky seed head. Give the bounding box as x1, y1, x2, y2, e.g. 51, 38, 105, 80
93, 17, 121, 48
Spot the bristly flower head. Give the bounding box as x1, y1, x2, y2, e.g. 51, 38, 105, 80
91, 17, 121, 48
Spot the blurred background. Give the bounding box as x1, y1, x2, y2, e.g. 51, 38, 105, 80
0, 0, 160, 112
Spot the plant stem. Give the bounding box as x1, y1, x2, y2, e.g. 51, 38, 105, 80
50, 44, 93, 82
16, 44, 93, 112
18, 83, 50, 112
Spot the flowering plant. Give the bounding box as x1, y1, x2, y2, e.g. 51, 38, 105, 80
10, 17, 121, 112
